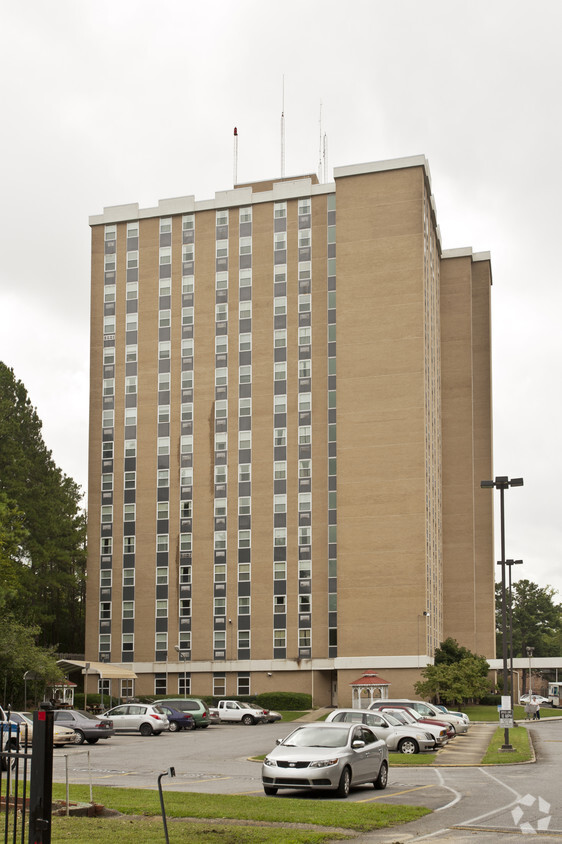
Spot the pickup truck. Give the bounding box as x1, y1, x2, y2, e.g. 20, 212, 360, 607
216, 700, 268, 725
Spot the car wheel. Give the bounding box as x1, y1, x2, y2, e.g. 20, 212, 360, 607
263, 786, 278, 796
73, 730, 86, 745
86, 738, 99, 744
139, 723, 153, 737
374, 761, 388, 790
169, 722, 179, 732
397, 738, 418, 754
336, 766, 351, 798
242, 714, 255, 725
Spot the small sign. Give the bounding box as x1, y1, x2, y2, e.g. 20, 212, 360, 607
499, 709, 514, 728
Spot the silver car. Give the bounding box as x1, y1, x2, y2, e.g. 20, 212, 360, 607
326, 708, 435, 754
262, 722, 389, 798
101, 703, 169, 736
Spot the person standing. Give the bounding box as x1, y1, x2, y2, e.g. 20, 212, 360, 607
532, 696, 541, 720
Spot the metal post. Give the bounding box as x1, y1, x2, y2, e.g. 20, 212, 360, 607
498, 485, 512, 750
157, 767, 176, 844
28, 701, 54, 843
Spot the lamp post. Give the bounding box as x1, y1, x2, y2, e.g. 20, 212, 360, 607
481, 475, 524, 750
505, 559, 523, 709
527, 646, 535, 696
174, 646, 188, 699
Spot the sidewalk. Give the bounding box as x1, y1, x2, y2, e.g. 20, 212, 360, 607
430, 722, 497, 766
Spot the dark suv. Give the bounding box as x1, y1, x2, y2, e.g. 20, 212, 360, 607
153, 698, 211, 728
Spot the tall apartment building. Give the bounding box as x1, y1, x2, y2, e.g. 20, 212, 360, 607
86, 155, 494, 706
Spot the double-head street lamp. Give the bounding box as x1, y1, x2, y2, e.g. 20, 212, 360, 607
481, 476, 524, 751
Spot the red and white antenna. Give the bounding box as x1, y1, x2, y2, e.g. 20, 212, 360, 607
233, 126, 238, 186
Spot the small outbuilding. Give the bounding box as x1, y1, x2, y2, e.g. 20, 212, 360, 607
350, 670, 390, 709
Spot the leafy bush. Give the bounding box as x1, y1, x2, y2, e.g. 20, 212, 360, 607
73, 693, 118, 710
479, 694, 501, 706
255, 692, 312, 710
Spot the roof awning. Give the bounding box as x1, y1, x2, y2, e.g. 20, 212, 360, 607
57, 659, 137, 680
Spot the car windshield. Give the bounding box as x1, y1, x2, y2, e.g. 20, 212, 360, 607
385, 710, 414, 724
384, 713, 402, 726
283, 727, 349, 748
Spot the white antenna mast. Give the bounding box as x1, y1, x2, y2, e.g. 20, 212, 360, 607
233, 127, 238, 186
323, 131, 328, 183
281, 76, 285, 178
318, 102, 323, 182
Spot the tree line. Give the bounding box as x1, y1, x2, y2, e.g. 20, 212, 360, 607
0, 363, 86, 706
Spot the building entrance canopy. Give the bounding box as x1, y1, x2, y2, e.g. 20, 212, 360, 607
56, 659, 137, 680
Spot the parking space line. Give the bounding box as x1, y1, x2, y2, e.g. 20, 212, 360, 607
358, 784, 435, 803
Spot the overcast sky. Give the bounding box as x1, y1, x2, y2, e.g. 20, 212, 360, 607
1, 0, 561, 600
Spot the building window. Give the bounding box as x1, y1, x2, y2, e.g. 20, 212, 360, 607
274, 561, 287, 580
298, 294, 311, 312
180, 533, 192, 552
238, 631, 250, 649
298, 326, 311, 345
157, 501, 169, 520
238, 562, 250, 581
274, 428, 286, 447
298, 198, 311, 215
155, 633, 168, 652
182, 307, 194, 326
124, 408, 137, 427
299, 459, 311, 478
238, 431, 251, 451
126, 344, 137, 363
123, 503, 135, 522
215, 432, 227, 453
102, 442, 114, 460
181, 371, 193, 390
126, 280, 138, 300
274, 528, 287, 547
239, 333, 252, 352
274, 461, 287, 480
159, 309, 171, 328
154, 673, 167, 695
159, 278, 172, 297
123, 568, 135, 587
274, 395, 287, 415
181, 435, 193, 454
214, 564, 226, 583
238, 530, 251, 549
298, 229, 311, 248
298, 559, 312, 578
298, 629, 311, 648
298, 393, 311, 412
298, 526, 311, 546
214, 498, 227, 517
239, 236, 252, 255
274, 495, 287, 513
274, 629, 286, 648
157, 469, 169, 488
240, 207, 252, 223
180, 500, 192, 519
183, 214, 194, 232
213, 673, 226, 694
274, 297, 287, 315
239, 268, 252, 287
298, 360, 311, 379
158, 437, 170, 455
274, 595, 286, 614
182, 275, 194, 294
122, 601, 134, 619
239, 365, 252, 384
156, 600, 168, 618
104, 284, 116, 303
239, 301, 252, 320
103, 378, 114, 397
298, 492, 312, 512
299, 594, 311, 613
123, 536, 135, 554
215, 465, 227, 484
238, 464, 251, 482
214, 597, 226, 616
181, 467, 194, 486
274, 329, 287, 348
159, 341, 171, 360
239, 397, 251, 417
156, 567, 168, 586
216, 210, 228, 226
121, 678, 134, 697
215, 335, 228, 355
216, 239, 228, 258
103, 347, 115, 366
100, 505, 113, 524
274, 202, 287, 218
214, 531, 227, 550
274, 362, 287, 381
215, 368, 228, 387
213, 631, 226, 650
158, 405, 170, 424
298, 426, 312, 445
238, 497, 251, 516
99, 634, 111, 653
159, 246, 171, 265
179, 565, 192, 585
105, 224, 116, 241
181, 403, 193, 422
101, 473, 113, 492
216, 302, 228, 321
125, 376, 137, 395
103, 316, 116, 334
237, 675, 250, 695
179, 599, 191, 618
99, 602, 111, 620
182, 244, 194, 263
100, 536, 113, 555
100, 569, 112, 588
156, 534, 169, 552
178, 672, 191, 696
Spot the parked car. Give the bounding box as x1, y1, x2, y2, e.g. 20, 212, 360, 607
325, 708, 435, 754
369, 699, 468, 734
101, 704, 168, 736
519, 694, 549, 705
153, 698, 211, 728
434, 705, 471, 724
208, 707, 221, 724
216, 700, 268, 724
157, 704, 195, 732
262, 722, 389, 797
250, 703, 282, 723
53, 709, 115, 744
10, 711, 77, 746
371, 706, 451, 746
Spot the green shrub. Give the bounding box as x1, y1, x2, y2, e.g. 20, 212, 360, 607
73, 693, 118, 710
479, 694, 501, 706
255, 692, 312, 710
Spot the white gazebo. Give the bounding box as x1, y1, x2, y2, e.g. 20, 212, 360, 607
350, 670, 390, 709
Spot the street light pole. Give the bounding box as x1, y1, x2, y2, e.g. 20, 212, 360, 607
174, 645, 188, 699
481, 475, 524, 751
527, 646, 535, 696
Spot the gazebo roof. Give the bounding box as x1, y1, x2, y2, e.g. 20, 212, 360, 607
350, 670, 390, 687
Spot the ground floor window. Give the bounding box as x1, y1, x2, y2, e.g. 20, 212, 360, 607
154, 673, 167, 696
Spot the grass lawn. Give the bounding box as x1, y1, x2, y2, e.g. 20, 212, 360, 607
279, 711, 308, 722
481, 726, 532, 764
50, 784, 429, 841
389, 751, 437, 766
